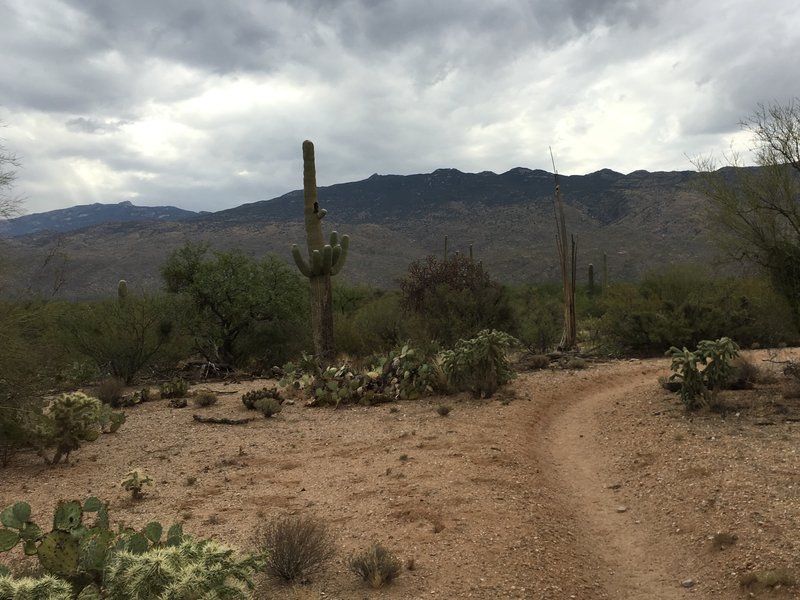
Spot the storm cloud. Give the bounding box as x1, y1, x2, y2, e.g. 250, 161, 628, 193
0, 0, 797, 213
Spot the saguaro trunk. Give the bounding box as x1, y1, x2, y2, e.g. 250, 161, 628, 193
551, 153, 577, 351
291, 141, 349, 362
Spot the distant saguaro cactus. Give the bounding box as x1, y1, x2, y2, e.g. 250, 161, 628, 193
291, 141, 349, 361
117, 279, 128, 305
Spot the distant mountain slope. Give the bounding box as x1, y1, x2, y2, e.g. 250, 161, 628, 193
1, 167, 720, 299
0, 200, 200, 237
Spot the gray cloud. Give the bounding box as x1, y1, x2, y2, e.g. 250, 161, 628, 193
0, 0, 797, 214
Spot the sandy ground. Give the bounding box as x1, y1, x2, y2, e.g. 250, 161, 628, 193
2, 350, 799, 599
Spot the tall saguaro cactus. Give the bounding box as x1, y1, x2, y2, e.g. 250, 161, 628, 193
291, 140, 349, 361
550, 149, 577, 351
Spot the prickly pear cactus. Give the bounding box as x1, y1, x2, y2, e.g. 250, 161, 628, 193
37, 531, 80, 576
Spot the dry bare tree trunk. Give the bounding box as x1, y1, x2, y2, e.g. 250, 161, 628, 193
550, 150, 577, 351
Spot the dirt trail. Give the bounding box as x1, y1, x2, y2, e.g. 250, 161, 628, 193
530, 361, 713, 599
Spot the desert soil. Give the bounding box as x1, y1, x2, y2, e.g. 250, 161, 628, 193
2, 349, 800, 599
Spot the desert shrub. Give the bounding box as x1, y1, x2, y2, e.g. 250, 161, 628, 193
400, 255, 514, 347
598, 267, 798, 354
510, 285, 562, 353
440, 329, 518, 398
97, 376, 125, 406
740, 569, 796, 590
562, 356, 588, 370
160, 379, 189, 399
242, 387, 282, 410
667, 337, 740, 410
121, 469, 153, 500
349, 544, 401, 589
64, 291, 179, 385
524, 354, 551, 370
726, 356, 761, 389
257, 515, 334, 582
255, 398, 282, 418
436, 404, 451, 417
352, 293, 412, 352
193, 392, 218, 407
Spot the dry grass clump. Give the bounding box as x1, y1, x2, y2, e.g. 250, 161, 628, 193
740, 569, 796, 590
255, 397, 282, 418
525, 354, 551, 370
193, 392, 219, 407
97, 377, 125, 406
725, 356, 761, 389
710, 531, 737, 550
258, 515, 334, 583
349, 544, 401, 589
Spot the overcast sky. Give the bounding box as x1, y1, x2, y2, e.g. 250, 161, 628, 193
1, 0, 798, 215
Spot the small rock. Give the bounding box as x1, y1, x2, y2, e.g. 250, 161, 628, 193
615, 505, 628, 513
681, 579, 696, 588
607, 483, 622, 490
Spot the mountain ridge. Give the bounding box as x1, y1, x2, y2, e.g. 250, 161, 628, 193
1, 166, 718, 299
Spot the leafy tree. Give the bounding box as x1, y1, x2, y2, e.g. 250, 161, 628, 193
399, 254, 514, 347
161, 244, 308, 366
695, 99, 800, 326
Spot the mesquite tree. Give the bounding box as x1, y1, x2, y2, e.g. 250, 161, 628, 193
291, 140, 349, 361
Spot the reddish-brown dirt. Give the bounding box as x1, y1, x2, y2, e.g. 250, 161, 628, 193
2, 350, 799, 599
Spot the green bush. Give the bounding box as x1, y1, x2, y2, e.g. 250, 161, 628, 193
161, 244, 309, 367
399, 255, 514, 347
64, 292, 179, 385
598, 267, 799, 354
440, 329, 518, 398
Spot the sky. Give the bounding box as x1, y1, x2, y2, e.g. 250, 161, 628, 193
0, 0, 798, 215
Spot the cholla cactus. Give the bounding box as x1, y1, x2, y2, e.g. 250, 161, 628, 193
121, 469, 153, 500
0, 574, 73, 600
47, 392, 103, 465
104, 538, 262, 600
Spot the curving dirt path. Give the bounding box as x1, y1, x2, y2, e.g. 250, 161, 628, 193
529, 360, 711, 599
534, 365, 684, 600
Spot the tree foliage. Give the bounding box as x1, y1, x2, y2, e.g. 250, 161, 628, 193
161, 244, 308, 366
65, 292, 177, 384
399, 254, 514, 347
695, 99, 800, 325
